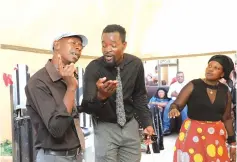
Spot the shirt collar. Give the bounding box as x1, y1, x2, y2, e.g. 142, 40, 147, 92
45, 60, 62, 82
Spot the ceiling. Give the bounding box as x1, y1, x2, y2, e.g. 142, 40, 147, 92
0, 0, 236, 58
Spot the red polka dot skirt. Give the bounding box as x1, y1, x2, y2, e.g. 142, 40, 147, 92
173, 118, 230, 162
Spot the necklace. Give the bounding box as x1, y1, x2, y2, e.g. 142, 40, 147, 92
209, 89, 213, 94
203, 79, 218, 95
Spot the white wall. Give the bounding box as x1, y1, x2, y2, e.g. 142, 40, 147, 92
178, 54, 236, 82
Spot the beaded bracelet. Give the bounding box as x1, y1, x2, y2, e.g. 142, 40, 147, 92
170, 103, 180, 111
229, 145, 236, 149
228, 141, 236, 148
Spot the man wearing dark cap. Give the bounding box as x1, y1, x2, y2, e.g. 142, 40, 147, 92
25, 33, 88, 162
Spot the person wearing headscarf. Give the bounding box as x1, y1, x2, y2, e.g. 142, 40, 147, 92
146, 88, 169, 153
169, 55, 236, 162
149, 87, 169, 111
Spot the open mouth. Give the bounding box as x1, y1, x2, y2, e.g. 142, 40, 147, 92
70, 52, 80, 59
206, 72, 213, 76
104, 55, 113, 62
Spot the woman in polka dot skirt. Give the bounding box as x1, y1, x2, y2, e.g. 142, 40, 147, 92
169, 55, 236, 162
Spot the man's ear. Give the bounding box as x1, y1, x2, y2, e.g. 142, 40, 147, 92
221, 72, 224, 78
53, 41, 60, 51
122, 41, 127, 51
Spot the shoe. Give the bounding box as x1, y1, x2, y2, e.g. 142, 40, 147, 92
146, 145, 151, 154
163, 129, 171, 136
159, 136, 164, 150
151, 141, 160, 153
159, 143, 164, 150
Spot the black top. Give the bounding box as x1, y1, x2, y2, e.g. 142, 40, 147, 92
188, 79, 228, 121
80, 53, 152, 128
25, 60, 80, 151
172, 78, 235, 142
172, 78, 232, 122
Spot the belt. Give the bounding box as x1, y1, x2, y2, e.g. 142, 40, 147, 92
44, 147, 81, 156
96, 116, 133, 124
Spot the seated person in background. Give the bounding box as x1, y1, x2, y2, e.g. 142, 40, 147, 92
161, 80, 167, 86
152, 76, 159, 86
146, 73, 153, 85
146, 73, 158, 86
170, 77, 177, 85
149, 87, 169, 113
148, 88, 169, 152
163, 71, 188, 135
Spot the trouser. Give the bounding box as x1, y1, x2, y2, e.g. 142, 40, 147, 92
93, 117, 141, 162
36, 149, 83, 162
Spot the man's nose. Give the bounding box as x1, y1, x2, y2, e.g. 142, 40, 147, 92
208, 67, 214, 71
105, 46, 112, 52
74, 43, 83, 50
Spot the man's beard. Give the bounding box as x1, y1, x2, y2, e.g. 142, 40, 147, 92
104, 55, 116, 68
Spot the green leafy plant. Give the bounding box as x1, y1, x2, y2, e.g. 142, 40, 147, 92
0, 140, 12, 156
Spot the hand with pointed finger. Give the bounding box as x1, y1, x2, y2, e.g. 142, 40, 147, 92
96, 77, 118, 100
168, 108, 180, 119
58, 55, 78, 90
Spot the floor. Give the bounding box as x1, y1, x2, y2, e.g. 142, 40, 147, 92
141, 134, 177, 162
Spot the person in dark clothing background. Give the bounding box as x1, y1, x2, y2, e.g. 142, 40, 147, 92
25, 33, 88, 162
80, 24, 154, 162
230, 70, 236, 134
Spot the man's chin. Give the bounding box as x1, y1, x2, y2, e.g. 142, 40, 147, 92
104, 60, 116, 68
70, 57, 79, 64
